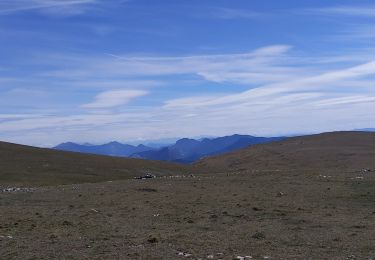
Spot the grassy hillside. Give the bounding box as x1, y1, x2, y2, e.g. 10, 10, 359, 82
196, 131, 375, 172
2, 131, 374, 186
0, 141, 190, 186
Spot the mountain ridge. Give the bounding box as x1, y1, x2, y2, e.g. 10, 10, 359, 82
196, 131, 375, 172
54, 141, 153, 157
54, 134, 285, 163
131, 134, 285, 163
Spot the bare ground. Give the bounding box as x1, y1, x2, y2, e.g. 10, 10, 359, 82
1, 168, 375, 259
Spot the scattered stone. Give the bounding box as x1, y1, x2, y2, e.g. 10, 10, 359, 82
177, 252, 193, 257
234, 256, 253, 260
1, 187, 34, 193
49, 234, 58, 239
209, 214, 218, 220
252, 232, 266, 240
134, 173, 156, 180
0, 235, 13, 239
147, 236, 158, 243
62, 220, 73, 226
352, 225, 366, 229
139, 188, 158, 192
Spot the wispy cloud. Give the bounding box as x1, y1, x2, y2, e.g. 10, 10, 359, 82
334, 25, 375, 41
2, 44, 375, 145
0, 0, 101, 16
304, 5, 375, 42
42, 45, 303, 86
165, 59, 375, 108
311, 5, 375, 18
82, 90, 149, 109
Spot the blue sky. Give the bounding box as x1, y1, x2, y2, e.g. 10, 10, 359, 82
1, 0, 375, 146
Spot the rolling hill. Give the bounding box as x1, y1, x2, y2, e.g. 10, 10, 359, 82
196, 131, 375, 172
3, 131, 375, 259
0, 141, 189, 186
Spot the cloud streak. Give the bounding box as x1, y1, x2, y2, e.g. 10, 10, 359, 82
314, 5, 375, 17
82, 90, 149, 109
0, 0, 100, 15
2, 44, 375, 145
42, 45, 305, 86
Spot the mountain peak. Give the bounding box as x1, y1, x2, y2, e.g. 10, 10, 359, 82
107, 141, 122, 145
131, 134, 285, 163
54, 141, 153, 157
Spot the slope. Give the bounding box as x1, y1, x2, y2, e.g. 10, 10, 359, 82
196, 131, 375, 172
0, 141, 189, 186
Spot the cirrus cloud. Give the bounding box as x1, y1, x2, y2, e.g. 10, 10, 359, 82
82, 89, 149, 109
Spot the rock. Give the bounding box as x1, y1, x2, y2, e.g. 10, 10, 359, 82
209, 214, 218, 219
134, 173, 156, 180
252, 232, 266, 240
147, 236, 158, 243
139, 188, 158, 192
62, 220, 73, 226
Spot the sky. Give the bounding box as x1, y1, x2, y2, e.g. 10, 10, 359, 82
1, 0, 375, 146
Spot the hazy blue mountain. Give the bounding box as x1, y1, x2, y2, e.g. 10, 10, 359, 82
54, 134, 285, 162
355, 128, 375, 132
53, 141, 153, 157
131, 134, 285, 163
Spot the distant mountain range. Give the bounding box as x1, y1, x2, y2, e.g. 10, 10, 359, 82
53, 134, 285, 163
54, 141, 152, 157
355, 128, 375, 132
131, 135, 285, 163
